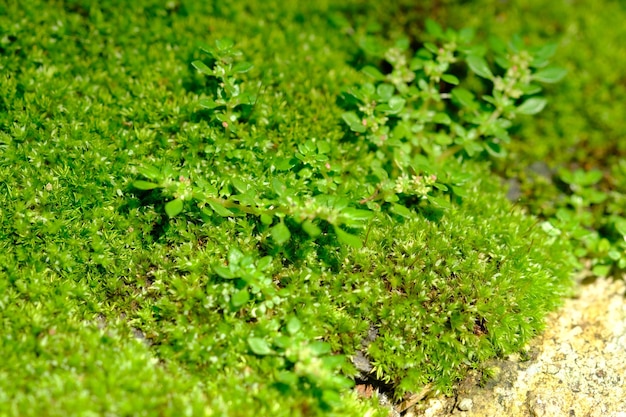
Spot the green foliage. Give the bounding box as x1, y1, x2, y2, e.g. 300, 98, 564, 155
408, 0, 626, 277
132, 25, 563, 253
0, 0, 594, 416
316, 166, 573, 398
342, 21, 565, 164
191, 38, 257, 132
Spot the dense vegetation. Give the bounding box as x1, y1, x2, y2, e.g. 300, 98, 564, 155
0, 1, 623, 416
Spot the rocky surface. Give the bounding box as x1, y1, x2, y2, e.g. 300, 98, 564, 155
406, 277, 626, 417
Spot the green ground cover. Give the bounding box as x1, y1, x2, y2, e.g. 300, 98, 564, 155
0, 1, 623, 416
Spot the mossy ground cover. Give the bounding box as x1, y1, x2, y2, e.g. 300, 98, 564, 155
0, 1, 622, 416
419, 0, 626, 277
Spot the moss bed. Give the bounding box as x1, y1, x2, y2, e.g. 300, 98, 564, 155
1, 1, 623, 416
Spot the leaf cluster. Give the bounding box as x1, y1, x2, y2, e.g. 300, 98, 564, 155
416, 0, 626, 278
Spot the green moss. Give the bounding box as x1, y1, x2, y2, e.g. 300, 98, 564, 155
0, 0, 600, 415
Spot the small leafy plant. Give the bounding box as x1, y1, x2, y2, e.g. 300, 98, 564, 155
247, 316, 354, 410
191, 38, 257, 133
342, 20, 566, 163
133, 26, 565, 253
539, 166, 626, 277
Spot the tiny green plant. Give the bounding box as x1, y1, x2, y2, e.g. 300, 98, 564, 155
191, 38, 257, 133
342, 20, 566, 164
247, 315, 354, 410
543, 166, 626, 276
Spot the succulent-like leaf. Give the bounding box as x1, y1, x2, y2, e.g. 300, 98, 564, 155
191, 60, 213, 76
247, 337, 272, 356
132, 180, 160, 190
467, 55, 493, 79
517, 97, 547, 115
532, 67, 567, 83
231, 289, 250, 307
271, 222, 291, 245
165, 199, 183, 218
334, 227, 363, 249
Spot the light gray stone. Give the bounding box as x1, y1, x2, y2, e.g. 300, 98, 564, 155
457, 398, 473, 411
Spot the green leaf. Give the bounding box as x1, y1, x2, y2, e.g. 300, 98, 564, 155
191, 60, 213, 76
614, 218, 626, 236
231, 178, 248, 193
132, 180, 160, 190
215, 38, 234, 51
386, 96, 406, 114
484, 141, 505, 157
432, 113, 451, 124
592, 264, 611, 277
302, 220, 322, 237
277, 371, 298, 385
334, 226, 363, 249
257, 256, 272, 271
165, 199, 183, 218
248, 337, 272, 356
199, 98, 220, 109
424, 42, 439, 54
272, 178, 287, 196
231, 289, 250, 307
451, 88, 477, 109
376, 83, 395, 101
532, 67, 567, 83
494, 55, 510, 69
509, 34, 525, 54
137, 165, 162, 181
359, 35, 386, 57
207, 200, 234, 217
467, 55, 493, 79
531, 42, 557, 67
441, 74, 459, 85
582, 169, 603, 185
432, 182, 448, 192
271, 222, 291, 245
396, 37, 410, 51
317, 141, 331, 154
232, 61, 253, 73
341, 208, 374, 228
228, 248, 244, 266
341, 112, 366, 133
213, 265, 236, 279
517, 97, 547, 115
489, 36, 508, 55
390, 203, 412, 218
428, 195, 451, 209
286, 316, 301, 335
520, 84, 543, 95
458, 27, 475, 44
273, 335, 292, 350
450, 184, 467, 197
361, 65, 385, 81
321, 390, 342, 407
308, 341, 331, 356
425, 19, 444, 38
198, 42, 215, 56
